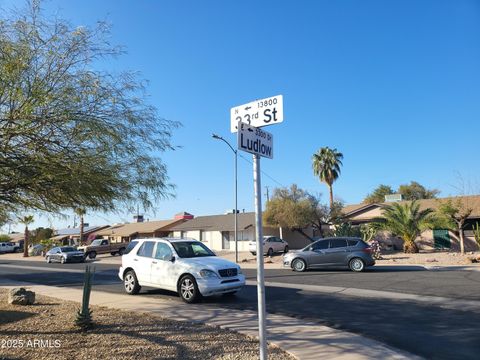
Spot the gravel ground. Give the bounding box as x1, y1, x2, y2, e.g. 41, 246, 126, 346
377, 251, 480, 265
0, 289, 295, 360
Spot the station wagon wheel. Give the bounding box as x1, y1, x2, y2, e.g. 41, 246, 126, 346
124, 270, 141, 295
267, 248, 274, 257
292, 258, 306, 272
179, 275, 202, 303
349, 258, 365, 272
118, 248, 125, 256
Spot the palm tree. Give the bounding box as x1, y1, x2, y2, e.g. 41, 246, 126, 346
75, 208, 86, 245
376, 201, 436, 253
18, 215, 34, 258
312, 147, 343, 209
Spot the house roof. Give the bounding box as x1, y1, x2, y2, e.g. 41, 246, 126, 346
55, 225, 109, 236
96, 219, 185, 237
170, 212, 256, 232
5, 233, 24, 242
343, 195, 480, 220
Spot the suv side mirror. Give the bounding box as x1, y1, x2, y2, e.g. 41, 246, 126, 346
170, 255, 176, 263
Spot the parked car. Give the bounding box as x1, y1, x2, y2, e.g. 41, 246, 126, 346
7, 242, 21, 252
119, 238, 245, 303
283, 237, 375, 272
78, 239, 128, 259
0, 242, 15, 253
249, 236, 289, 256
45, 246, 85, 264
28, 244, 44, 256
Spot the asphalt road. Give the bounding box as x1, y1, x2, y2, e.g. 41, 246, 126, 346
1, 259, 480, 359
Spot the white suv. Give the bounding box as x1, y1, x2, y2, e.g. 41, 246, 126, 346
118, 238, 245, 303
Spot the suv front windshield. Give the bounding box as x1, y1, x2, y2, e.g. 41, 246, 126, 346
172, 241, 216, 258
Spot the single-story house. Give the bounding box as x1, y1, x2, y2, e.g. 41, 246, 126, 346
169, 212, 313, 252
343, 195, 480, 251
96, 216, 189, 243
54, 225, 110, 245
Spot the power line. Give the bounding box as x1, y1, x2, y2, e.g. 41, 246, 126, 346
237, 152, 286, 188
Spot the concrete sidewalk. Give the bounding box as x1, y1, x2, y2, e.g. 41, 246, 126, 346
0, 280, 418, 360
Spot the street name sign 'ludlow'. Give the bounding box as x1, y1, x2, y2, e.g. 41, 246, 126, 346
237, 122, 273, 159
230, 94, 283, 133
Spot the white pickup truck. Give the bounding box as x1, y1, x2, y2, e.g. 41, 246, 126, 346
0, 242, 16, 253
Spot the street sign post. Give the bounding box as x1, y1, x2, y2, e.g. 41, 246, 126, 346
230, 95, 283, 360
230, 94, 283, 132
237, 122, 273, 159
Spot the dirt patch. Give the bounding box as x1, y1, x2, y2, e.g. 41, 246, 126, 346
0, 289, 294, 360
377, 251, 480, 266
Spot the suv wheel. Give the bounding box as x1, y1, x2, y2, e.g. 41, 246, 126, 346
179, 275, 202, 303
292, 258, 306, 272
284, 246, 289, 253
124, 270, 141, 295
88, 251, 97, 259
349, 258, 365, 272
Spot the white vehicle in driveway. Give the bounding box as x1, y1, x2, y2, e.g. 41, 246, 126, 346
0, 242, 15, 253
119, 238, 245, 303
249, 236, 289, 256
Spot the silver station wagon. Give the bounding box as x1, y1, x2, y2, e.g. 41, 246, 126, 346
283, 237, 375, 272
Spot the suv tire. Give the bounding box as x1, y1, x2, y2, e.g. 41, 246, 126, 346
124, 270, 141, 295
349, 258, 365, 272
179, 275, 202, 303
292, 258, 307, 272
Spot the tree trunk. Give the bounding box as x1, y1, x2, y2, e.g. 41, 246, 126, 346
459, 228, 465, 255
79, 215, 84, 246
329, 184, 334, 210
23, 226, 29, 258
403, 239, 419, 253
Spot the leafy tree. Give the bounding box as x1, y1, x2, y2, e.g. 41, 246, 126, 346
32, 227, 54, 243
18, 215, 34, 257
75, 208, 86, 245
0, 234, 12, 242
375, 201, 436, 253
312, 147, 343, 209
0, 2, 178, 219
398, 181, 439, 201
263, 184, 315, 239
437, 199, 473, 254
363, 185, 394, 204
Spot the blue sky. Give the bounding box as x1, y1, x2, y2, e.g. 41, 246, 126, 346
2, 0, 480, 231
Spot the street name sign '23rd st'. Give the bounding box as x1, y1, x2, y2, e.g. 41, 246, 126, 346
230, 94, 283, 132
237, 122, 273, 159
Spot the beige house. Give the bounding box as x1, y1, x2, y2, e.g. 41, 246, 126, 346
343, 195, 480, 252
96, 218, 187, 243
170, 212, 313, 251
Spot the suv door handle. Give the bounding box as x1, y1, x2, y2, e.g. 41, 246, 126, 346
152, 261, 158, 264
133, 258, 138, 261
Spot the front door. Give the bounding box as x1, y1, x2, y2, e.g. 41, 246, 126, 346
222, 231, 230, 250
433, 229, 451, 249
308, 239, 330, 267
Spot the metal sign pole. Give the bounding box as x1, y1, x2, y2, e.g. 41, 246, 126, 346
253, 153, 267, 360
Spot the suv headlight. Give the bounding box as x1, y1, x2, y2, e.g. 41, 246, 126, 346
199, 269, 219, 278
